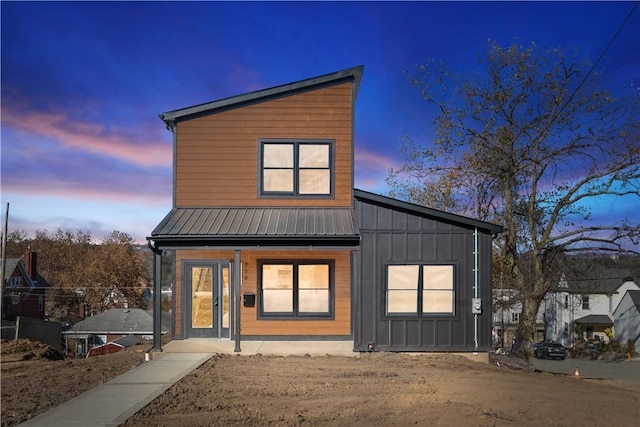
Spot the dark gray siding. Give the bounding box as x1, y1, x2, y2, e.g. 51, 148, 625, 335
354, 197, 495, 352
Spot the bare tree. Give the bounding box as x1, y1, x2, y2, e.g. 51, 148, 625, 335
387, 41, 640, 358
5, 229, 149, 322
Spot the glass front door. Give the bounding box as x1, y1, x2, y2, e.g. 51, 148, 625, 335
186, 262, 231, 338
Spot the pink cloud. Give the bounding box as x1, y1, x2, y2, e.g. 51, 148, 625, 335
2, 108, 172, 168
354, 148, 399, 173
5, 177, 171, 206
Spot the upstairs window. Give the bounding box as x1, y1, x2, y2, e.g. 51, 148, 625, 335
261, 140, 333, 196
581, 295, 590, 310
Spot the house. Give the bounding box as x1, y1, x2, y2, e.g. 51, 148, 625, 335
541, 267, 638, 348
612, 289, 640, 353
491, 288, 545, 349
494, 262, 639, 350
63, 308, 170, 356
2, 250, 50, 321
147, 66, 502, 356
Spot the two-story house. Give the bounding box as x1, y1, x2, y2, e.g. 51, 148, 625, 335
147, 66, 502, 355
493, 264, 638, 350
541, 267, 638, 348
2, 250, 50, 321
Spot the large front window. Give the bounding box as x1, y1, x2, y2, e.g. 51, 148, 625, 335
259, 261, 332, 318
386, 264, 455, 315
261, 140, 333, 196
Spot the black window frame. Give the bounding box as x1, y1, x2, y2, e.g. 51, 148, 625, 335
258, 260, 334, 319
384, 263, 457, 318
259, 139, 334, 198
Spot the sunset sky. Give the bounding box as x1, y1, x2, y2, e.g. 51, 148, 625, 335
1, 1, 638, 243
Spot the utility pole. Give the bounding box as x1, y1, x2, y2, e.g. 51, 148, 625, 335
1, 203, 9, 285
1, 203, 9, 319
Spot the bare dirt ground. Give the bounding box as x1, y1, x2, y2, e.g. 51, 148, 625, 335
1, 339, 146, 426
2, 339, 639, 427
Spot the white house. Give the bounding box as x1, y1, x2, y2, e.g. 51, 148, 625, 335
542, 268, 638, 348
493, 264, 638, 350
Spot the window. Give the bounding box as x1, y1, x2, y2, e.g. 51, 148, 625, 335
564, 295, 568, 309
511, 312, 520, 323
386, 264, 455, 315
260, 140, 333, 196
581, 295, 589, 310
259, 261, 332, 318
38, 295, 44, 311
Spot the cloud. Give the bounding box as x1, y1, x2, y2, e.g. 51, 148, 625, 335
354, 148, 399, 193
1, 107, 172, 168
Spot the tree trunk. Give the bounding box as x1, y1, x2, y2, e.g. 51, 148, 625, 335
511, 295, 541, 357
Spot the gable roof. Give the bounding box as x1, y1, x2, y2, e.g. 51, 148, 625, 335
3, 257, 50, 289
159, 65, 364, 129
354, 189, 504, 234
624, 289, 640, 310
559, 264, 634, 294
150, 207, 359, 247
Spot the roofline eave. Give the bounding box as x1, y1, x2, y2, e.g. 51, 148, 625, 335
159, 65, 364, 128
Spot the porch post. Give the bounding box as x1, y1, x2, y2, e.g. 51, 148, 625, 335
153, 250, 163, 352
234, 250, 241, 352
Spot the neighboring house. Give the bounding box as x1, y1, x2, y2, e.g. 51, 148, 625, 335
492, 288, 545, 349
612, 289, 640, 353
542, 267, 638, 348
2, 250, 50, 321
495, 263, 638, 350
63, 308, 170, 356
147, 66, 502, 354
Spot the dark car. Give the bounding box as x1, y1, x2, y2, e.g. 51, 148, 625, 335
534, 341, 566, 360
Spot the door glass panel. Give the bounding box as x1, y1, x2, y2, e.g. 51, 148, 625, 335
191, 267, 213, 329
221, 266, 230, 329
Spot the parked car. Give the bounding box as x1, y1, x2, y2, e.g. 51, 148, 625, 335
531, 341, 544, 353
534, 341, 566, 360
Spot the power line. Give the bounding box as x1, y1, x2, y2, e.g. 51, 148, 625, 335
557, 1, 638, 117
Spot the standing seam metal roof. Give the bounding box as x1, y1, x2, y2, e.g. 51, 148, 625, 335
151, 207, 358, 239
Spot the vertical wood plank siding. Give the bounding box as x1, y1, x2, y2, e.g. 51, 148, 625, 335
175, 83, 354, 208
175, 249, 352, 337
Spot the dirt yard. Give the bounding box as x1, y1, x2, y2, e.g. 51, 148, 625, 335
2, 339, 639, 427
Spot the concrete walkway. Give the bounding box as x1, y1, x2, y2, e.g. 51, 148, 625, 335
17, 340, 356, 427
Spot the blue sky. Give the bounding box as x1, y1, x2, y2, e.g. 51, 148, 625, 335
1, 1, 638, 243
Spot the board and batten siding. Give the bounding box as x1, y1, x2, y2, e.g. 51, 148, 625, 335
174, 83, 354, 208
174, 249, 352, 338
353, 198, 494, 352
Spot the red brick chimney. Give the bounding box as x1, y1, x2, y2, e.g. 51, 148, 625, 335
25, 250, 38, 280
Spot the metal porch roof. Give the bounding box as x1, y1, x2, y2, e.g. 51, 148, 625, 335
150, 207, 359, 245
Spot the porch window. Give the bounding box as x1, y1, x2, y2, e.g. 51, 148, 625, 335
386, 264, 455, 315
260, 140, 333, 196
259, 261, 332, 318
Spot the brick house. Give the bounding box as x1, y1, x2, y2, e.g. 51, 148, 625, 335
147, 66, 502, 354
2, 250, 49, 320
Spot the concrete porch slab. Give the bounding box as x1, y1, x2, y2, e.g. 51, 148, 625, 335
160, 339, 358, 357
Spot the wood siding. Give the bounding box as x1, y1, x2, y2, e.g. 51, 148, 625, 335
175, 83, 354, 208
174, 249, 352, 338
